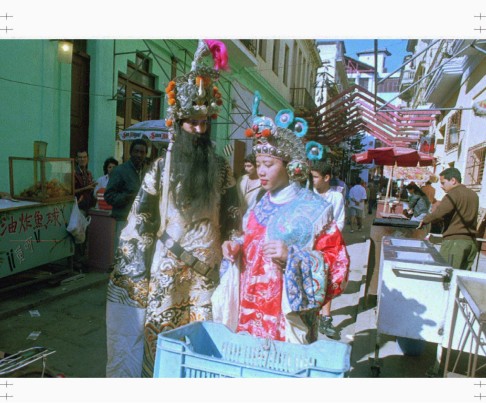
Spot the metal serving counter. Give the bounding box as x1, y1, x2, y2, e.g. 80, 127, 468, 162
365, 217, 428, 305
371, 235, 453, 376
370, 236, 486, 377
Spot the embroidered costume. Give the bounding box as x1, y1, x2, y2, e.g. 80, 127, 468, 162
229, 92, 350, 344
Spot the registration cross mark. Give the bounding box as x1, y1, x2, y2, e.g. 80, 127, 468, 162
0, 13, 13, 19
1, 26, 13, 34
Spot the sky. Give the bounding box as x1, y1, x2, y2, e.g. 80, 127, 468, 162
343, 39, 410, 73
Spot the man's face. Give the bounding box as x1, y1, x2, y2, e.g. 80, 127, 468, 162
244, 162, 256, 177
440, 175, 457, 193
130, 145, 147, 169
76, 152, 88, 169
311, 171, 330, 193
181, 116, 208, 135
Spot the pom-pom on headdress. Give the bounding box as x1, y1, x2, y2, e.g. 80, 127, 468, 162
247, 91, 310, 182
164, 39, 229, 133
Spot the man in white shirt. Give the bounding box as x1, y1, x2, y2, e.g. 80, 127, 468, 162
348, 177, 367, 232
310, 161, 346, 339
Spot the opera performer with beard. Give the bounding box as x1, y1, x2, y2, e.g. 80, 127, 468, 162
106, 40, 240, 378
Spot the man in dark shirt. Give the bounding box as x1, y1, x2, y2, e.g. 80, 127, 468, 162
418, 168, 479, 270
73, 150, 97, 268
104, 139, 148, 253
74, 150, 97, 213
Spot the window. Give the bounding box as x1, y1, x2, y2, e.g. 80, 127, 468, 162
116, 55, 162, 162
258, 40, 267, 61
283, 45, 290, 86
272, 40, 280, 75
359, 77, 370, 90
465, 142, 486, 189
445, 110, 462, 152
241, 40, 257, 55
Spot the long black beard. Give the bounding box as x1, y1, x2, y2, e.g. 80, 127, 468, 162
170, 128, 218, 217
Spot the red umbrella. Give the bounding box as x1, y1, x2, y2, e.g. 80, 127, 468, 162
351, 147, 436, 214
351, 146, 435, 167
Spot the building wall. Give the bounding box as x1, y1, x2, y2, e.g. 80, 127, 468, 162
0, 40, 72, 191
407, 40, 486, 210
0, 38, 321, 191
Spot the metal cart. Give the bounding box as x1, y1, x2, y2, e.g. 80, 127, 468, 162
370, 236, 453, 377
370, 236, 486, 377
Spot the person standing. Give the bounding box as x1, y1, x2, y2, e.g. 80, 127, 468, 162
74, 150, 97, 214
104, 140, 148, 253
348, 178, 367, 232
222, 92, 349, 344
310, 160, 346, 340
418, 168, 479, 270
421, 180, 437, 205
368, 181, 377, 215
73, 150, 97, 268
93, 157, 119, 210
236, 153, 262, 214
105, 40, 240, 378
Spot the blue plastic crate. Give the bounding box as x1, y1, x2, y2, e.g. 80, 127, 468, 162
154, 321, 351, 378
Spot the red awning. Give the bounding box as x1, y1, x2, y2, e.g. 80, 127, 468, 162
351, 146, 436, 167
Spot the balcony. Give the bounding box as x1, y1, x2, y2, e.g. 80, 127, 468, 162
399, 69, 416, 89
290, 88, 317, 112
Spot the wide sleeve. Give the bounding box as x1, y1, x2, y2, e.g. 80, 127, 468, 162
285, 206, 350, 311
113, 158, 163, 285
314, 222, 350, 304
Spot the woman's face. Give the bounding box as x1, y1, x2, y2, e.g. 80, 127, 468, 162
256, 155, 289, 193
107, 163, 117, 176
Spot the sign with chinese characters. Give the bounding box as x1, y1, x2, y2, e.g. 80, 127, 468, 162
0, 201, 74, 278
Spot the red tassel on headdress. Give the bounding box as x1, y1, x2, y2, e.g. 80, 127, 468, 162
204, 40, 229, 71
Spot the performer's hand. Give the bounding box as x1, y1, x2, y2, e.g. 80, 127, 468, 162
417, 220, 424, 229
222, 240, 241, 263
263, 240, 288, 267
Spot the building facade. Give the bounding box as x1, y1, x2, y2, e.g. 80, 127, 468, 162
0, 39, 320, 190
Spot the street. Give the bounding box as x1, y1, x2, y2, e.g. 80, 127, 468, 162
0, 210, 485, 378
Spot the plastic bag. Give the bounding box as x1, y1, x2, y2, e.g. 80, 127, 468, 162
66, 198, 91, 244
211, 260, 240, 332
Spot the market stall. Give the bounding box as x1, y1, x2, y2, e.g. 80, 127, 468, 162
1, 156, 75, 285
351, 146, 436, 215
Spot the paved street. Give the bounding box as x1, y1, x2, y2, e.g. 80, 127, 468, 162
0, 209, 485, 378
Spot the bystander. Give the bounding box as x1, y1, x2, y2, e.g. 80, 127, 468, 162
418, 168, 479, 270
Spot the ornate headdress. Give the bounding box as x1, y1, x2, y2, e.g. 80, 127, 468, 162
164, 40, 228, 134
245, 91, 310, 182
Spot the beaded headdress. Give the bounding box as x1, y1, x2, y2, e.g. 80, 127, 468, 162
164, 40, 228, 134
245, 91, 310, 182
